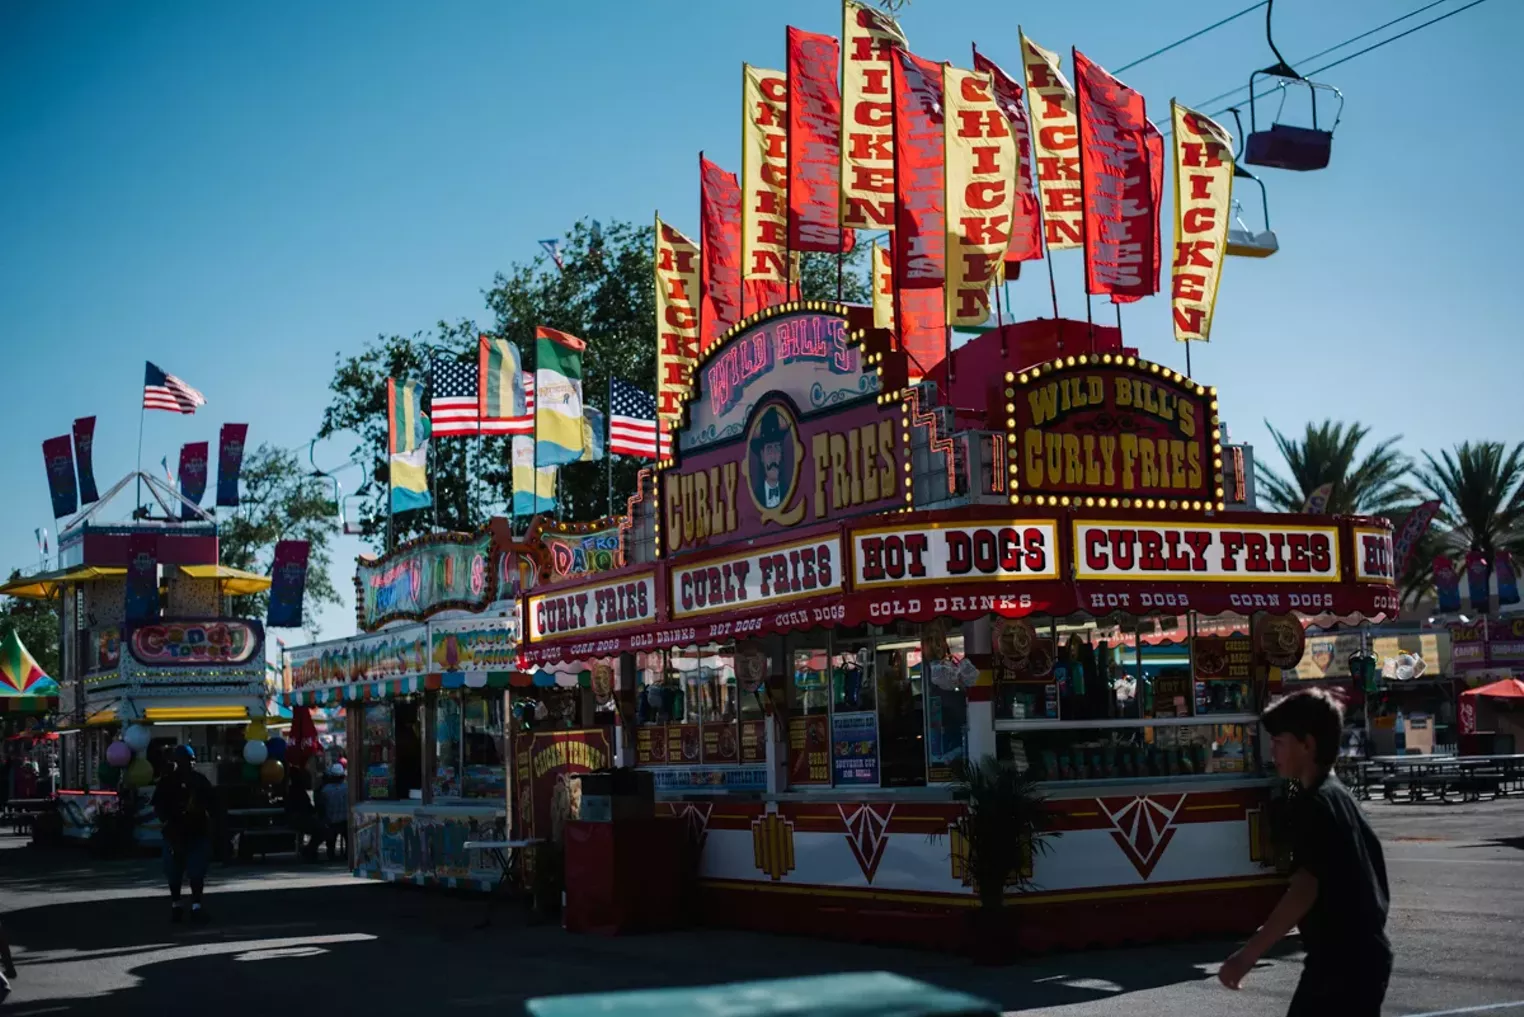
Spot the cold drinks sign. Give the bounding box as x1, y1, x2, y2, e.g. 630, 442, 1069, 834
1006, 356, 1219, 507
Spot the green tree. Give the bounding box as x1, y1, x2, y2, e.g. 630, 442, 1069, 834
0, 571, 59, 678
324, 218, 875, 545
1419, 440, 1524, 570
1255, 420, 1412, 517
217, 443, 341, 636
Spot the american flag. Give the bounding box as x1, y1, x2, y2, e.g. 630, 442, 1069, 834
609, 379, 670, 458
482, 376, 534, 436
143, 361, 206, 414
430, 358, 480, 437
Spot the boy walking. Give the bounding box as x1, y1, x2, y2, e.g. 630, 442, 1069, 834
1219, 688, 1391, 1015
152, 745, 217, 922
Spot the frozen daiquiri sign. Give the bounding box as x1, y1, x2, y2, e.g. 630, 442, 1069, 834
662, 305, 901, 555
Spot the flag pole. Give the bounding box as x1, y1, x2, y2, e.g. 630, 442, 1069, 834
606, 375, 614, 519
1073, 47, 1095, 347
134, 397, 146, 519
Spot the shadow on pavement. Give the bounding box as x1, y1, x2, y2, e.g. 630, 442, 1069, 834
0, 856, 1283, 1017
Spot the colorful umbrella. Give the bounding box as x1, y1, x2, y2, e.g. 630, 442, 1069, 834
1, 629, 60, 698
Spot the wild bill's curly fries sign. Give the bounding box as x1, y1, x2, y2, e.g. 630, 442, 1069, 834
1008, 358, 1216, 505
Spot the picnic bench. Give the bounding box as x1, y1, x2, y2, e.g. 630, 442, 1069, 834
1, 799, 51, 836
225, 807, 300, 861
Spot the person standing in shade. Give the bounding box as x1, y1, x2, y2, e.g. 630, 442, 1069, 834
152, 745, 217, 922
1219, 688, 1391, 1016
318, 763, 349, 863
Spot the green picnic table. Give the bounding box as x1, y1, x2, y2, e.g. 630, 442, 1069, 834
525, 972, 1001, 1017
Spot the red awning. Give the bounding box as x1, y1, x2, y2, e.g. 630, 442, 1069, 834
1461, 677, 1524, 700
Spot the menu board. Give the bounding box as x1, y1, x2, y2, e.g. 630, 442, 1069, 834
667, 724, 701, 765
703, 722, 740, 763
1193, 635, 1253, 680
788, 715, 830, 786
831, 711, 879, 786
740, 720, 766, 764
635, 726, 666, 766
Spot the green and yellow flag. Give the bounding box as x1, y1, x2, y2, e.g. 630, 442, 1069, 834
534, 326, 586, 466
388, 377, 431, 514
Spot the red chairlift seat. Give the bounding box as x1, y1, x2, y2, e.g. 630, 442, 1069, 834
1245, 69, 1343, 171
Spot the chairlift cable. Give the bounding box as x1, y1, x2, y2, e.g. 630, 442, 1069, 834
1113, 1, 1268, 73
1159, 0, 1495, 138
1188, 0, 1455, 113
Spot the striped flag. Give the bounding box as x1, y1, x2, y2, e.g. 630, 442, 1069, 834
479, 335, 533, 435
430, 357, 479, 436
143, 361, 206, 414
609, 379, 671, 458
534, 326, 586, 465
388, 377, 431, 514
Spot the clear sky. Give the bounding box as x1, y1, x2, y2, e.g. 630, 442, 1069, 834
1, 0, 1516, 642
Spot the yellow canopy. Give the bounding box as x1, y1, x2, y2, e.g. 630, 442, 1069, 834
178, 564, 272, 596
0, 566, 126, 600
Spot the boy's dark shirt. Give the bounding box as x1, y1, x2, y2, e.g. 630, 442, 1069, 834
152, 768, 216, 841
1292, 773, 1391, 970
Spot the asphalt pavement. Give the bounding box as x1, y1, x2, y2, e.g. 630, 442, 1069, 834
1, 796, 1521, 1016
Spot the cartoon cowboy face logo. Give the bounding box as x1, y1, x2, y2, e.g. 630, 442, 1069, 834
744, 402, 804, 522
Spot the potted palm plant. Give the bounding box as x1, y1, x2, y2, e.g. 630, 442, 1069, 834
937, 755, 1058, 963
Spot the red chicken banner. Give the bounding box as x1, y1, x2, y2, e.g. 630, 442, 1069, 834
972, 45, 1042, 265
1169, 102, 1234, 342
841, 0, 907, 231
700, 155, 744, 353
891, 47, 947, 379
787, 28, 853, 253
1112, 120, 1164, 305
1074, 49, 1156, 301
741, 65, 792, 316
872, 240, 894, 330
944, 66, 1019, 327
1019, 31, 1082, 250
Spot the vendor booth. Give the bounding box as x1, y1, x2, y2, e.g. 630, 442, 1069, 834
516, 302, 1401, 952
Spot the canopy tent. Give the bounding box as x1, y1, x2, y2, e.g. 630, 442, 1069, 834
1460, 677, 1524, 701
177, 564, 271, 596
0, 565, 125, 600
0, 629, 60, 713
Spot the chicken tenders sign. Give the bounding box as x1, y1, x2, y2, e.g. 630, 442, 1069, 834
1007, 356, 1217, 506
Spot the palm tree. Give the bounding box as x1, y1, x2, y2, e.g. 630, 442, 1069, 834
1255, 420, 1413, 517
1419, 441, 1524, 569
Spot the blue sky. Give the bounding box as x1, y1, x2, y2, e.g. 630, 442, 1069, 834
1, 0, 1515, 640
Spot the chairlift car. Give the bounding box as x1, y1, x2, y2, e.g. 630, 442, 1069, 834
1243, 0, 1344, 171
1225, 109, 1279, 258
341, 483, 371, 536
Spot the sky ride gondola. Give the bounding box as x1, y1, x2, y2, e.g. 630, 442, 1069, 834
1243, 0, 1344, 172
1225, 108, 1279, 258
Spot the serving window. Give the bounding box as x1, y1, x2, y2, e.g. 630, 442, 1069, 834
432, 689, 507, 801
997, 721, 1261, 782
635, 644, 768, 767
361, 698, 423, 802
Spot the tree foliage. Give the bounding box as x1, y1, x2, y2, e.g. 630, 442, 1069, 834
1255, 420, 1412, 517
1419, 441, 1524, 562
0, 571, 59, 678
322, 219, 872, 549
217, 443, 341, 636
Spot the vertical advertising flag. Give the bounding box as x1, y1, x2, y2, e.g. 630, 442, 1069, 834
891, 47, 947, 379
512, 435, 556, 516
972, 47, 1042, 266
1114, 121, 1164, 304
534, 327, 587, 465
41, 435, 78, 519
267, 539, 311, 629
1020, 31, 1082, 250
872, 240, 895, 330
1074, 50, 1155, 301
178, 441, 210, 520
944, 66, 1019, 328
479, 336, 529, 435
840, 0, 907, 232
1495, 552, 1520, 607
741, 65, 791, 316
700, 156, 744, 353
654, 217, 702, 425
1434, 555, 1461, 613
786, 28, 853, 253
1466, 550, 1491, 613
216, 423, 249, 507
125, 531, 159, 625
1301, 482, 1334, 514
1170, 103, 1234, 341
72, 416, 99, 506
1393, 499, 1441, 575
579, 407, 606, 463
388, 378, 431, 514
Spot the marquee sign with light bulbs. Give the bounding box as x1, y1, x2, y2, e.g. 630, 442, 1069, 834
1003, 354, 1221, 511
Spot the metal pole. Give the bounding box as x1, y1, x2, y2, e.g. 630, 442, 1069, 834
134, 402, 146, 518
1185, 339, 1193, 378
606, 375, 614, 518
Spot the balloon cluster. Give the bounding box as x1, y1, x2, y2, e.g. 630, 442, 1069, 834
240, 721, 287, 784
103, 724, 156, 789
